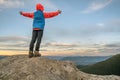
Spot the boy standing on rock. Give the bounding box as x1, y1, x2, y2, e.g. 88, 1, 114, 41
20, 3, 61, 58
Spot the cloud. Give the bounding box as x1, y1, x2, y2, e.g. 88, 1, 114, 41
82, 0, 112, 13
103, 43, 120, 48
33, 0, 58, 10
90, 42, 120, 56
106, 19, 120, 32
0, 36, 79, 51
0, 36, 120, 56
0, 0, 58, 10
0, 0, 24, 8
97, 47, 120, 56
77, 19, 120, 37
43, 42, 78, 47
0, 36, 29, 42
0, 36, 29, 51
97, 23, 105, 27
79, 43, 120, 56
42, 0, 58, 10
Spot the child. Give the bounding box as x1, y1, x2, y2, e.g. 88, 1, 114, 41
20, 3, 61, 58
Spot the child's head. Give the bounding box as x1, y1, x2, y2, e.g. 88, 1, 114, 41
36, 3, 44, 11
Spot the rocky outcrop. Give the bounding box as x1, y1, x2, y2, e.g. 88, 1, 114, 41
0, 55, 120, 80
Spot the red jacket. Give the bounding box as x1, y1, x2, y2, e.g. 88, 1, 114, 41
21, 3, 60, 30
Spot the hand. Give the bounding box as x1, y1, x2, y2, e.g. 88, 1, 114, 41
19, 11, 22, 15
58, 10, 62, 14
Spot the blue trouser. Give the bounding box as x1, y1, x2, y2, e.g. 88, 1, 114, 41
29, 30, 43, 51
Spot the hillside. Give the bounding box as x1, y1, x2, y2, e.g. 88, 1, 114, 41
78, 54, 120, 75
0, 55, 120, 80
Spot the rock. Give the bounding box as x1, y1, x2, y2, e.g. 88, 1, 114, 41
0, 55, 120, 80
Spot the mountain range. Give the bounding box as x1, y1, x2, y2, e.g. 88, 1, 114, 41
77, 54, 120, 76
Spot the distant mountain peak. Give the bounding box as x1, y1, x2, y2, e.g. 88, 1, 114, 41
0, 55, 120, 80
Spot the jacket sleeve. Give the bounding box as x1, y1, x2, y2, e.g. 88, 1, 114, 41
44, 11, 60, 18
21, 12, 34, 18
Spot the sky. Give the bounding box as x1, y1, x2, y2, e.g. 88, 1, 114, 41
0, 0, 120, 56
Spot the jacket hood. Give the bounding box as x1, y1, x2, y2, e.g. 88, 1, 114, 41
36, 3, 44, 11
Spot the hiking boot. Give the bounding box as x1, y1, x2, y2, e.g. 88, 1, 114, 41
29, 51, 34, 58
34, 51, 41, 57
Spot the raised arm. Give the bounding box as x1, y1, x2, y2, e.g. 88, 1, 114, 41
20, 11, 34, 18
44, 10, 61, 18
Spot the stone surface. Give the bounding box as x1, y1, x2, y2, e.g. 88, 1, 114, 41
0, 55, 120, 80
